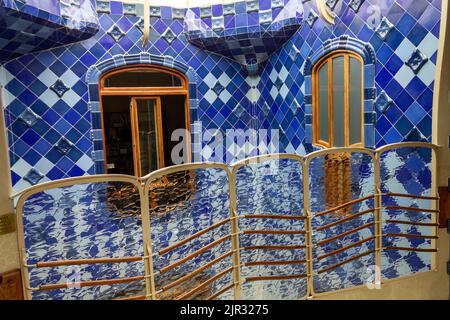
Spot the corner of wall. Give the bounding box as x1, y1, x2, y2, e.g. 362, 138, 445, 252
0, 80, 20, 274
433, 0, 450, 187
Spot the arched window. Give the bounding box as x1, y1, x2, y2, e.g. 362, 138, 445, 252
99, 66, 190, 177
313, 50, 364, 148
102, 68, 185, 89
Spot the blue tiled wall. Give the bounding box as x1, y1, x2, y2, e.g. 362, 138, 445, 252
260, 0, 441, 154
1, 1, 260, 191
0, 0, 442, 191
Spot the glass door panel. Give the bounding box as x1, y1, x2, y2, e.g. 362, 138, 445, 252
332, 56, 345, 147
131, 98, 163, 177
349, 57, 362, 146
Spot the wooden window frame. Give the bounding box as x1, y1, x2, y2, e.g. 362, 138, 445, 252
130, 97, 164, 177
312, 50, 364, 148
99, 65, 191, 175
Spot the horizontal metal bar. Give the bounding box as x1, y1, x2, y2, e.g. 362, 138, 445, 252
244, 259, 306, 267
384, 246, 437, 253
158, 218, 231, 255
38, 275, 145, 291
316, 195, 375, 217
385, 233, 438, 240
317, 210, 375, 231
159, 235, 231, 274
245, 274, 307, 282
113, 294, 146, 300
241, 244, 307, 251
385, 220, 439, 227
13, 174, 142, 200
242, 214, 306, 220
375, 141, 439, 154
161, 251, 233, 292
383, 206, 439, 213
317, 237, 375, 261
318, 250, 375, 274
382, 193, 439, 201
242, 229, 306, 235
231, 153, 303, 172
35, 256, 143, 268
176, 267, 233, 300
317, 222, 375, 246
142, 162, 229, 185
206, 283, 235, 300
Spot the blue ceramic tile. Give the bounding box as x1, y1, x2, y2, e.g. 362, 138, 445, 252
375, 17, 394, 41
49, 80, 69, 98
406, 49, 428, 74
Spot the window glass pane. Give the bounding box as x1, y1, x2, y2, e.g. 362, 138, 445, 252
349, 57, 362, 145
136, 99, 159, 176
104, 70, 183, 87
332, 56, 345, 147
318, 63, 329, 143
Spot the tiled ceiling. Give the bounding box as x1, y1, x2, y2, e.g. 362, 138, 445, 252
0, 0, 99, 63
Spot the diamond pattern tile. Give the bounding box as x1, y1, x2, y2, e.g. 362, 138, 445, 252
49, 80, 70, 98
23, 168, 44, 185
375, 17, 395, 41
375, 91, 394, 113
107, 25, 125, 43
406, 49, 428, 74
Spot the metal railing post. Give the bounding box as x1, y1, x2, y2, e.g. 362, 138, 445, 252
302, 159, 315, 298
430, 147, 439, 270
373, 151, 383, 282
228, 170, 242, 300
141, 183, 157, 300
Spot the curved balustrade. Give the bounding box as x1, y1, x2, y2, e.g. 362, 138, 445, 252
14, 142, 439, 300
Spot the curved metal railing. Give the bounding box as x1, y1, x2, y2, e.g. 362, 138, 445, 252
14, 142, 440, 300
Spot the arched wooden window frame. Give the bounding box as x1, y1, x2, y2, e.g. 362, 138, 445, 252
98, 65, 191, 176
99, 65, 189, 96
312, 50, 364, 148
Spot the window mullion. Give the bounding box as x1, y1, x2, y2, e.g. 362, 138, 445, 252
328, 57, 333, 148
344, 55, 350, 147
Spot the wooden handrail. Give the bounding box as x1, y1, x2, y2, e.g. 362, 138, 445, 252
161, 251, 233, 292
113, 294, 146, 300
382, 193, 439, 201
35, 256, 142, 268
316, 195, 375, 217
243, 230, 306, 235
385, 220, 439, 227
159, 218, 231, 255
176, 267, 233, 300
384, 246, 437, 253
245, 259, 306, 267
206, 283, 234, 300
242, 244, 307, 251
243, 214, 306, 220
39, 275, 144, 291
318, 237, 375, 261
245, 274, 307, 282
383, 206, 439, 213
160, 235, 231, 274
317, 209, 375, 231
317, 222, 375, 246
385, 233, 438, 240
318, 250, 375, 274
